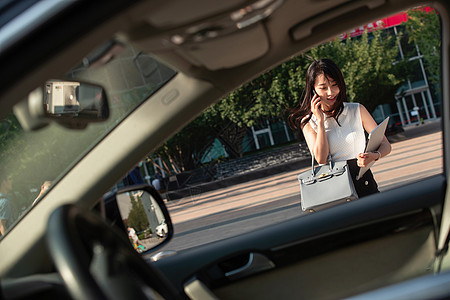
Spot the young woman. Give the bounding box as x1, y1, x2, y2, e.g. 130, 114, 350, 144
288, 59, 391, 197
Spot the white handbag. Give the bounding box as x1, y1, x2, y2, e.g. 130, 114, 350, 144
298, 154, 358, 212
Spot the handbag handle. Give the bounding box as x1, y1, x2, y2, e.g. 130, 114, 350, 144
310, 152, 333, 176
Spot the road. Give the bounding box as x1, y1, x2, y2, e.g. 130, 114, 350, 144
156, 124, 443, 253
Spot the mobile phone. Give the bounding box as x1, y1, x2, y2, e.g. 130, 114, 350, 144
313, 90, 317, 97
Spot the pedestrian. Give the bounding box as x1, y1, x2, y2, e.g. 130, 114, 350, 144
32, 181, 52, 206
127, 226, 140, 247
0, 171, 16, 236
288, 58, 391, 197
152, 169, 163, 192
124, 165, 145, 186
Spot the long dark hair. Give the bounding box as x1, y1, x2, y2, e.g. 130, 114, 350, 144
288, 59, 347, 131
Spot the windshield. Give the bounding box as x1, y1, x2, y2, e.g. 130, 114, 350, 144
0, 42, 176, 238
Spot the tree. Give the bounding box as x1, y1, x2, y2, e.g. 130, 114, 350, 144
309, 29, 407, 112
404, 8, 440, 87
201, 56, 311, 158
127, 195, 149, 232
148, 112, 219, 175
149, 25, 409, 171
266, 55, 309, 113
203, 86, 258, 159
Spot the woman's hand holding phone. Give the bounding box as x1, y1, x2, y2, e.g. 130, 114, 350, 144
311, 89, 324, 123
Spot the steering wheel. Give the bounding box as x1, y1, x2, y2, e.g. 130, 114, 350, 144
46, 204, 180, 300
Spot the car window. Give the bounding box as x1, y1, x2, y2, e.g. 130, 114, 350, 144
0, 43, 176, 239
138, 6, 443, 252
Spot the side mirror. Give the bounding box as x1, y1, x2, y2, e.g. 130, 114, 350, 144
14, 80, 109, 131
104, 184, 173, 254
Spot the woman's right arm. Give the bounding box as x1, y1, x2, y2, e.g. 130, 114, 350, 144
302, 95, 329, 164
302, 121, 329, 164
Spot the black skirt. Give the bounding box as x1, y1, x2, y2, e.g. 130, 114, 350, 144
347, 158, 379, 198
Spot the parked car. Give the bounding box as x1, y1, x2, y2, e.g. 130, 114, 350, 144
156, 221, 168, 238
0, 0, 449, 299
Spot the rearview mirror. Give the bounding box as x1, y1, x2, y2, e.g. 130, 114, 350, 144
104, 184, 173, 254
14, 80, 109, 131
44, 80, 108, 120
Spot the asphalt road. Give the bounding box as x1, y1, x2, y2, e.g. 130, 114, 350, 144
154, 121, 443, 253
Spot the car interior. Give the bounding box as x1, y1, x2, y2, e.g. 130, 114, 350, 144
0, 0, 450, 299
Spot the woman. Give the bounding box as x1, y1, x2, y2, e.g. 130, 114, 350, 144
288, 59, 391, 197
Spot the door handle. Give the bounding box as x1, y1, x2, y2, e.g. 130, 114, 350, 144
225, 252, 275, 280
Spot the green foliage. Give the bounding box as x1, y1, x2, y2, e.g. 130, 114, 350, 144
0, 113, 109, 206
127, 194, 150, 232
150, 114, 217, 173
310, 30, 407, 112
202, 87, 256, 158
197, 55, 311, 158
404, 8, 441, 86
149, 9, 440, 172
266, 56, 309, 114
152, 31, 405, 165
0, 115, 22, 151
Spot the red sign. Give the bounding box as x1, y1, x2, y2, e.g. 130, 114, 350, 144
341, 7, 433, 39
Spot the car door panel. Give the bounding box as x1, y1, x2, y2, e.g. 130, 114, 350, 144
154, 175, 445, 298
213, 222, 434, 299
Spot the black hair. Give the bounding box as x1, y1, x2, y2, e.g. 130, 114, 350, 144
288, 58, 347, 131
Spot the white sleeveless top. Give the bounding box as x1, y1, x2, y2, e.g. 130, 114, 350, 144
309, 102, 365, 161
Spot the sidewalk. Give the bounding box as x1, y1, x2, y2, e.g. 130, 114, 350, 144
166, 126, 443, 228
166, 120, 442, 201
387, 119, 441, 142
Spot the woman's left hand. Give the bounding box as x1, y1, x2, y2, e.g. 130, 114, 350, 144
357, 152, 378, 168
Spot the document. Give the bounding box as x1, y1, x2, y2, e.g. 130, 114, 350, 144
356, 117, 390, 180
